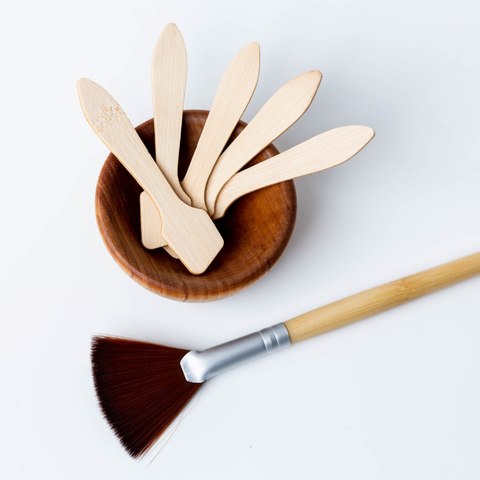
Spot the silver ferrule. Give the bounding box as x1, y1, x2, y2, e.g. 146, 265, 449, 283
180, 323, 291, 383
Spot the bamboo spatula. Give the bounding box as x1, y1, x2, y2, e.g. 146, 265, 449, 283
181, 42, 260, 210
77, 78, 223, 274
151, 23, 190, 204
213, 126, 375, 219
139, 23, 189, 250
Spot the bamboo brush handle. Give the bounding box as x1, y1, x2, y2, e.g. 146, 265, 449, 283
285, 252, 480, 343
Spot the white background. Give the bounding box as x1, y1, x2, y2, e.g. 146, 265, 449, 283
1, 0, 480, 478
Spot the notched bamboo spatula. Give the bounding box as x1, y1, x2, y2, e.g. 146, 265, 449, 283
77, 78, 223, 275
213, 125, 375, 219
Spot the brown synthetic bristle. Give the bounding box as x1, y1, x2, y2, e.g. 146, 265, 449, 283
91, 335, 202, 459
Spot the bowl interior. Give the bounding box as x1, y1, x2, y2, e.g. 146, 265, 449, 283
95, 110, 297, 302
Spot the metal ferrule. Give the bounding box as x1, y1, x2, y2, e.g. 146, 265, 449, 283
180, 323, 291, 383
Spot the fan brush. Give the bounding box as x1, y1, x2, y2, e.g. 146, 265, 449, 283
92, 252, 480, 459
92, 337, 201, 458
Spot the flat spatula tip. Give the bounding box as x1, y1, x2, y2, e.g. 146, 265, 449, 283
353, 125, 375, 140
76, 77, 97, 96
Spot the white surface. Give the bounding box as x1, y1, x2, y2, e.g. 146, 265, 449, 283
1, 0, 480, 478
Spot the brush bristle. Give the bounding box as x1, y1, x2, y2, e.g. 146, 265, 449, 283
91, 335, 202, 458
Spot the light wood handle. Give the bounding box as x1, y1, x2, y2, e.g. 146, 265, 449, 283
285, 252, 480, 343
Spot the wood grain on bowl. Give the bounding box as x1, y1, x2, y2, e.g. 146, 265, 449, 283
95, 110, 297, 302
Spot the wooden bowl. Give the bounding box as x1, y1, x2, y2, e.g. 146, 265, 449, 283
95, 110, 297, 302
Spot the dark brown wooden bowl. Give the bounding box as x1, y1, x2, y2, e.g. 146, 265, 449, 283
95, 110, 297, 302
